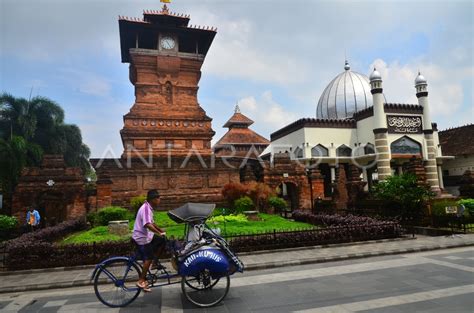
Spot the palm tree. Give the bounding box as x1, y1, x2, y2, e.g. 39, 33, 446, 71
0, 136, 42, 195
0, 93, 92, 199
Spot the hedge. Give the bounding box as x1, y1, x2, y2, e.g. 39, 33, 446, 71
4, 213, 403, 270
228, 211, 403, 252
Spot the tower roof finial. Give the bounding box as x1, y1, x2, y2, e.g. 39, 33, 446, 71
160, 0, 171, 14
235, 104, 241, 113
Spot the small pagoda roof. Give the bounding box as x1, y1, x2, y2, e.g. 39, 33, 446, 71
214, 128, 270, 147
223, 105, 254, 128
214, 105, 269, 149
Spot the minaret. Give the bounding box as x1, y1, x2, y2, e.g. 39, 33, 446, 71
369, 68, 391, 181
415, 72, 440, 193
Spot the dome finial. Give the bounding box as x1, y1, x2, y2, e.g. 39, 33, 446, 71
415, 71, 427, 86
369, 67, 382, 82
344, 60, 350, 71
235, 104, 241, 113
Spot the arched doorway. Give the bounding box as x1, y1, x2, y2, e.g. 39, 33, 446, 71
277, 182, 299, 211
37, 191, 67, 226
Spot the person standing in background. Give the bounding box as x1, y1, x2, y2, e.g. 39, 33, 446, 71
26, 207, 41, 231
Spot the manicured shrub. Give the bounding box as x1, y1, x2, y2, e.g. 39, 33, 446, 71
234, 196, 254, 214
458, 199, 474, 215
268, 196, 287, 212
0, 214, 18, 231
371, 173, 433, 217
131, 195, 146, 213
96, 207, 131, 226
86, 212, 98, 226
245, 182, 275, 212
222, 182, 248, 209
208, 214, 248, 224
431, 199, 459, 216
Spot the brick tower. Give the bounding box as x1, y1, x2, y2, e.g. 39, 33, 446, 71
118, 4, 216, 158
90, 5, 241, 209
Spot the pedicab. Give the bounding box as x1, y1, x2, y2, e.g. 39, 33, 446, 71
91, 203, 244, 308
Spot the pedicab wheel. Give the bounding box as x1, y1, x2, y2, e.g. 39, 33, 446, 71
93, 259, 142, 308
181, 270, 230, 308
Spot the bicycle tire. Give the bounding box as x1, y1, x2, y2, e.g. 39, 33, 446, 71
93, 258, 142, 308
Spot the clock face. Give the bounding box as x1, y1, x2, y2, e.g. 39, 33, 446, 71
161, 37, 175, 50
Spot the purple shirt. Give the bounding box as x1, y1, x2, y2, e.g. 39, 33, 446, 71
132, 201, 155, 245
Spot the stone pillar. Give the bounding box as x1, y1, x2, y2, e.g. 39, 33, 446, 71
330, 166, 336, 182
370, 68, 391, 181
415, 72, 440, 193
373, 130, 391, 181
362, 167, 369, 191
437, 165, 444, 189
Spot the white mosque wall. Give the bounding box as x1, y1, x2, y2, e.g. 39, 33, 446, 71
355, 116, 375, 145
271, 128, 305, 157
442, 155, 474, 176
303, 127, 357, 157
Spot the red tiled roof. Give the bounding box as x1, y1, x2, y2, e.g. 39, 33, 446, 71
214, 127, 269, 147
439, 124, 474, 156
223, 112, 254, 128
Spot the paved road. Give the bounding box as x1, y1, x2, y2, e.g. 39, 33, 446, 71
1, 246, 473, 313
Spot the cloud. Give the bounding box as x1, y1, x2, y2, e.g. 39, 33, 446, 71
237, 90, 297, 135
369, 57, 472, 127
57, 68, 111, 97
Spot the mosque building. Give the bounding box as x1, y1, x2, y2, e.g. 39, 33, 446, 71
262, 61, 451, 196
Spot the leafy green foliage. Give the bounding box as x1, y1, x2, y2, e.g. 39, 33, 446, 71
268, 196, 287, 212
221, 182, 248, 210
431, 199, 459, 216
130, 195, 146, 213
458, 199, 474, 215
246, 181, 276, 212
208, 214, 248, 224
371, 174, 433, 217
0, 93, 92, 196
96, 207, 132, 226
0, 215, 18, 231
234, 196, 254, 213
0, 136, 43, 194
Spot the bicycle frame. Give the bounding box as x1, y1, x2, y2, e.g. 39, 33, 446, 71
91, 254, 183, 290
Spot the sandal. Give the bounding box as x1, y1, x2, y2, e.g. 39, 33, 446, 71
136, 281, 152, 292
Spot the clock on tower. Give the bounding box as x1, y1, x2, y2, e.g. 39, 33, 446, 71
118, 4, 217, 158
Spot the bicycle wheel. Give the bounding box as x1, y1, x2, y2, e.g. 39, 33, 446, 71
181, 270, 230, 308
93, 259, 142, 308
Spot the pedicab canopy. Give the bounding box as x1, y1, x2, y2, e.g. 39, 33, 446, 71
167, 203, 216, 223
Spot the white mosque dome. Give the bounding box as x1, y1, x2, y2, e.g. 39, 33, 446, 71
316, 61, 385, 119
415, 72, 427, 85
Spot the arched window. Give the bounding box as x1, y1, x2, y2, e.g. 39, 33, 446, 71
390, 136, 422, 155
294, 147, 303, 159
364, 143, 375, 155
336, 144, 352, 157
311, 144, 329, 157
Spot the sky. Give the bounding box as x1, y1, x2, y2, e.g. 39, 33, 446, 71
1, 0, 473, 158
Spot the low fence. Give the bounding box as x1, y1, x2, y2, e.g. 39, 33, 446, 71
3, 215, 403, 270
227, 223, 402, 252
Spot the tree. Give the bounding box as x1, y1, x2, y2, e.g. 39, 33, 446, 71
0, 93, 92, 200
371, 173, 433, 218
0, 136, 42, 194
0, 93, 90, 173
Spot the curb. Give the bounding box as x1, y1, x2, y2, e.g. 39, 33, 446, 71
0, 240, 472, 294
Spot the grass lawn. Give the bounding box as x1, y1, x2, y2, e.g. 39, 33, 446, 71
60, 212, 314, 245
